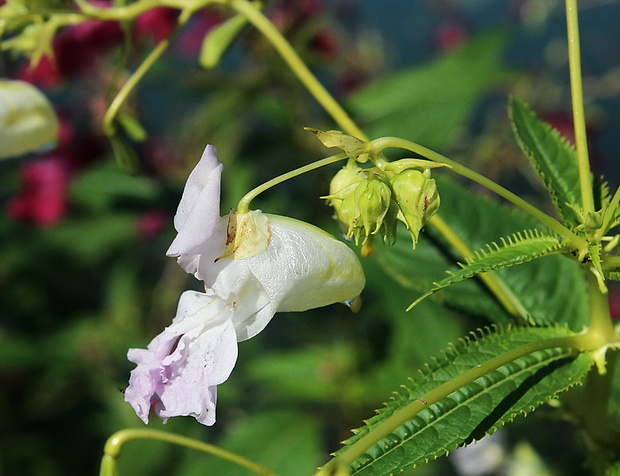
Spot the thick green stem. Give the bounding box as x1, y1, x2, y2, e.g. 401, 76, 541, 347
585, 268, 615, 351
565, 0, 595, 216
101, 428, 278, 476
371, 137, 587, 249
237, 153, 347, 212
317, 334, 592, 474
230, 0, 368, 141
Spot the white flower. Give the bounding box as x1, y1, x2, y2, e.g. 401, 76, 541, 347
0, 80, 59, 159
125, 145, 365, 425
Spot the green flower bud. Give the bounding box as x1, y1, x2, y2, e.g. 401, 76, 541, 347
354, 177, 392, 241
324, 167, 396, 255
323, 165, 365, 237
390, 169, 440, 247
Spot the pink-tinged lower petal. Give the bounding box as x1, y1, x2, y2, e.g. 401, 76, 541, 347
167, 145, 223, 259
124, 290, 238, 426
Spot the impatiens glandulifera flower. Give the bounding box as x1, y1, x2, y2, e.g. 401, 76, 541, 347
125, 145, 365, 425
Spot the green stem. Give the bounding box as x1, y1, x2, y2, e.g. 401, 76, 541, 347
428, 214, 531, 324
230, 0, 368, 141
586, 268, 615, 348
317, 333, 592, 474
103, 36, 172, 137
237, 153, 347, 212
565, 0, 595, 216
371, 137, 587, 249
74, 0, 163, 20
101, 428, 278, 476
603, 256, 620, 270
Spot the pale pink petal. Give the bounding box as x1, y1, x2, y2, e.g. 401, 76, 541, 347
124, 290, 238, 426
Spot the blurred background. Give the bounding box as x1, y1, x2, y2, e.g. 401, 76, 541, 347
1, 0, 619, 474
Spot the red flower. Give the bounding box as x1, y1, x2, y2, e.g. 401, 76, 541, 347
136, 209, 169, 240
432, 19, 470, 53
134, 7, 179, 43
7, 156, 70, 227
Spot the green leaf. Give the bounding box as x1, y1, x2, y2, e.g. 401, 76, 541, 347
178, 410, 321, 476
510, 97, 583, 228
348, 32, 509, 150
0, 79, 59, 158
199, 12, 248, 69
117, 112, 147, 142
335, 326, 592, 475
409, 230, 565, 310
373, 177, 590, 331
70, 160, 159, 212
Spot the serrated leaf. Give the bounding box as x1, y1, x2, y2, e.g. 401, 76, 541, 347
409, 230, 565, 310
510, 97, 583, 228
334, 326, 592, 476
348, 32, 508, 150
373, 177, 590, 331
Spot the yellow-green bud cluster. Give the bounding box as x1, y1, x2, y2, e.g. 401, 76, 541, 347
324, 160, 440, 255
390, 169, 440, 244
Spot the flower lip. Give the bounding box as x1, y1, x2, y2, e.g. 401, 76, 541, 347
124, 290, 238, 426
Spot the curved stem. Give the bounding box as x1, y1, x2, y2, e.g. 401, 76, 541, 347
74, 0, 162, 20
229, 0, 368, 141
317, 333, 593, 474
101, 428, 278, 476
565, 0, 595, 216
237, 153, 347, 212
371, 137, 587, 249
429, 214, 531, 324
103, 36, 171, 137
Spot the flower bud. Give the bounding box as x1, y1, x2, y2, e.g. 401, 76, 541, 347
323, 165, 364, 238
354, 176, 392, 240
390, 169, 440, 247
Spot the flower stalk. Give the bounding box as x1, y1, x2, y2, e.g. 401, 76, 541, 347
237, 153, 347, 213
370, 136, 587, 251
229, 0, 368, 141
565, 0, 595, 216
101, 428, 278, 476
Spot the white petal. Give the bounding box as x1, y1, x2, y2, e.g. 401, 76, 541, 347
0, 80, 59, 159
167, 145, 223, 260
198, 213, 365, 340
